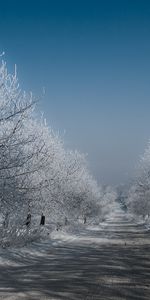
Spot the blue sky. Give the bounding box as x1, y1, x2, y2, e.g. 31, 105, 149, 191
1, 0, 150, 184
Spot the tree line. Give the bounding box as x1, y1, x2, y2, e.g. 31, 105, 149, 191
0, 61, 116, 246
126, 143, 150, 220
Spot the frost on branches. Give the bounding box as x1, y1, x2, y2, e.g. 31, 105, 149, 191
126, 142, 150, 221
0, 61, 116, 247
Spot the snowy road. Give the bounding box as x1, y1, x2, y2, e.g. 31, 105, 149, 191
0, 210, 150, 300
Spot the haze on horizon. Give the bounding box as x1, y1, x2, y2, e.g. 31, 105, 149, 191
1, 0, 150, 185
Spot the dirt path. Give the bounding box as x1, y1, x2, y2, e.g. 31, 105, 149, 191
0, 210, 150, 300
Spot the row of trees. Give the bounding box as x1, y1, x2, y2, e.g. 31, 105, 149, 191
0, 61, 116, 245
126, 143, 150, 219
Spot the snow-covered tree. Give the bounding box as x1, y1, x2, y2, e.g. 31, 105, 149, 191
99, 185, 117, 219
0, 59, 116, 246
127, 142, 150, 219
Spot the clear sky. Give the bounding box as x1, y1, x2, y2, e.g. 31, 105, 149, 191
1, 0, 150, 185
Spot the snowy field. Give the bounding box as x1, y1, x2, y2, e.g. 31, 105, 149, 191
0, 209, 150, 300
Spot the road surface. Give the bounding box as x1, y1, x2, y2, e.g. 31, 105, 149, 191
0, 210, 150, 300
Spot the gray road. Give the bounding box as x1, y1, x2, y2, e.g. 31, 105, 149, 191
0, 210, 150, 300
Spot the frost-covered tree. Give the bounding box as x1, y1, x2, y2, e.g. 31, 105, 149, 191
99, 185, 117, 219
0, 60, 116, 246
127, 142, 150, 219
0, 62, 35, 225
0, 62, 55, 234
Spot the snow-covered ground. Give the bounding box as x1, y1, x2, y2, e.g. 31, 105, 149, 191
0, 209, 150, 300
